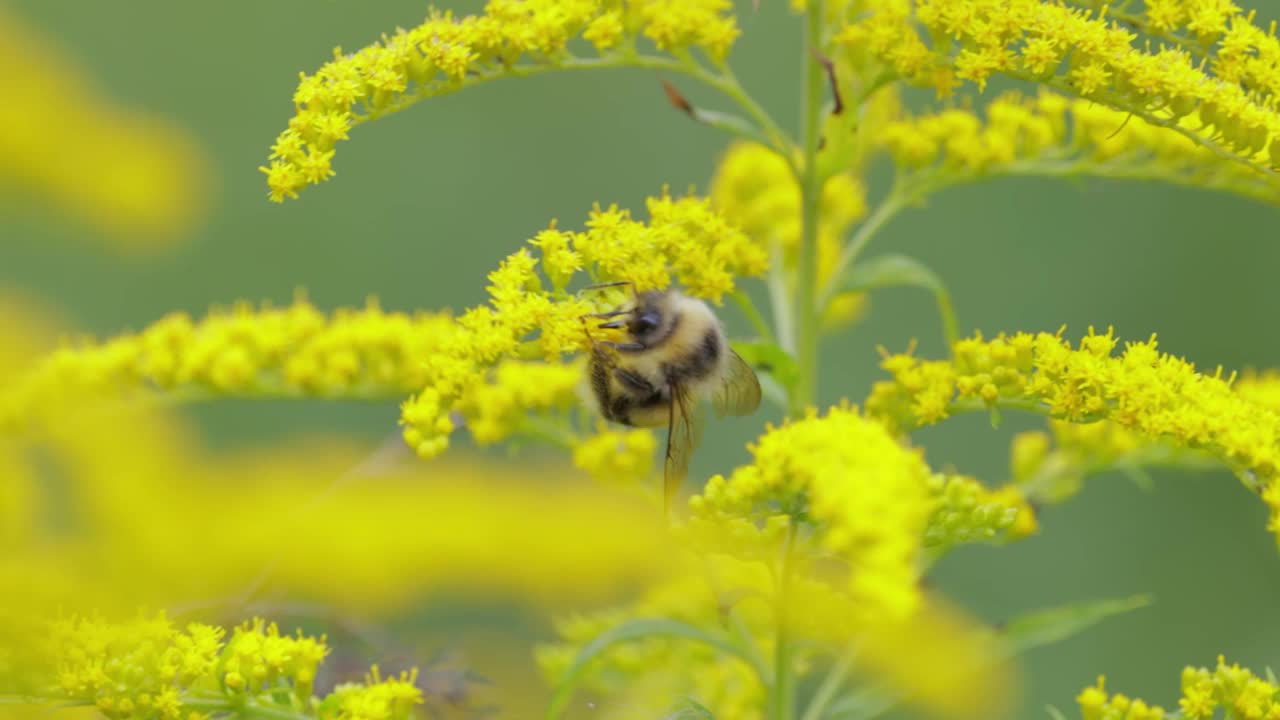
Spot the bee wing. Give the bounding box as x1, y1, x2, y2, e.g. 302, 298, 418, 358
711, 349, 763, 418
664, 382, 706, 515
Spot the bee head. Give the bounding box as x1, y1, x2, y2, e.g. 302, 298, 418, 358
598, 290, 675, 343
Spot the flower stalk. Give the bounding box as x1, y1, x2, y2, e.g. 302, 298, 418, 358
792, 0, 828, 419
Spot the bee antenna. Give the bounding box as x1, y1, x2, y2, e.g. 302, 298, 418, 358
579, 280, 635, 296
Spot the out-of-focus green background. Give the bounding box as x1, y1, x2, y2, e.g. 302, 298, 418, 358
4, 0, 1280, 715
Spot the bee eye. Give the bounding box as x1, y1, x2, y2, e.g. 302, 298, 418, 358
636, 311, 661, 332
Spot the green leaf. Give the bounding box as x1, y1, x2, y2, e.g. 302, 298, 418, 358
840, 254, 960, 347
668, 698, 716, 719
844, 254, 946, 294
732, 340, 800, 393
1000, 595, 1152, 656
1045, 704, 1069, 720
825, 686, 898, 720
545, 618, 763, 720
1118, 462, 1155, 492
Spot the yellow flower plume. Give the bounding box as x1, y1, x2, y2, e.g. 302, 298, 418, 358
878, 90, 1280, 203
263, 0, 740, 201
399, 190, 765, 459
0, 295, 456, 434
12, 612, 433, 720
691, 403, 934, 620
867, 328, 1280, 545
840, 0, 1280, 187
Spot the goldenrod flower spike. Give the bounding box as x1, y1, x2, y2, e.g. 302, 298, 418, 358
262, 0, 742, 201
23, 612, 439, 720
399, 190, 764, 458
877, 90, 1280, 204
866, 328, 1280, 544
840, 0, 1280, 187
0, 296, 457, 433
691, 403, 934, 620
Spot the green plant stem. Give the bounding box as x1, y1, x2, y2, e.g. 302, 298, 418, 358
770, 521, 801, 720
768, 242, 796, 353
731, 290, 777, 344
800, 643, 859, 720
791, 0, 827, 419
819, 186, 911, 308
183, 695, 312, 720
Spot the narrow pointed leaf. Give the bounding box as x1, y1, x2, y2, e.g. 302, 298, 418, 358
1000, 595, 1152, 655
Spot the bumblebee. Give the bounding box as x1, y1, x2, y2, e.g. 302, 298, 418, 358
581, 283, 762, 510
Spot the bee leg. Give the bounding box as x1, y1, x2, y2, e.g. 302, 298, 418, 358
601, 340, 646, 353
582, 309, 629, 320
579, 316, 601, 348
613, 367, 658, 396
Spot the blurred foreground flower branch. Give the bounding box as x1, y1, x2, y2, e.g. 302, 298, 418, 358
7, 0, 1280, 719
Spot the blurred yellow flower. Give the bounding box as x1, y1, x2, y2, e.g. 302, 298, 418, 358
710, 140, 866, 281
0, 403, 675, 617
0, 6, 209, 251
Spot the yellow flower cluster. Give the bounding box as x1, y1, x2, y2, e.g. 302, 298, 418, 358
840, 0, 1280, 180
571, 425, 658, 485
29, 612, 427, 720
316, 667, 422, 720
218, 619, 328, 700
710, 141, 870, 327
879, 90, 1280, 202
1078, 656, 1280, 720
925, 473, 1037, 549
0, 296, 454, 433
45, 613, 221, 720
710, 141, 867, 274
866, 328, 1280, 544
1076, 675, 1167, 720
263, 0, 739, 201
400, 191, 765, 457
0, 5, 208, 250
692, 403, 934, 620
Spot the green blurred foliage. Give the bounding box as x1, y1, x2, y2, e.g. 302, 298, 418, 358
3, 0, 1279, 716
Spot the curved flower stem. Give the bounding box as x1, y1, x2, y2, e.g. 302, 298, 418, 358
791, 0, 827, 419
360, 51, 795, 160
